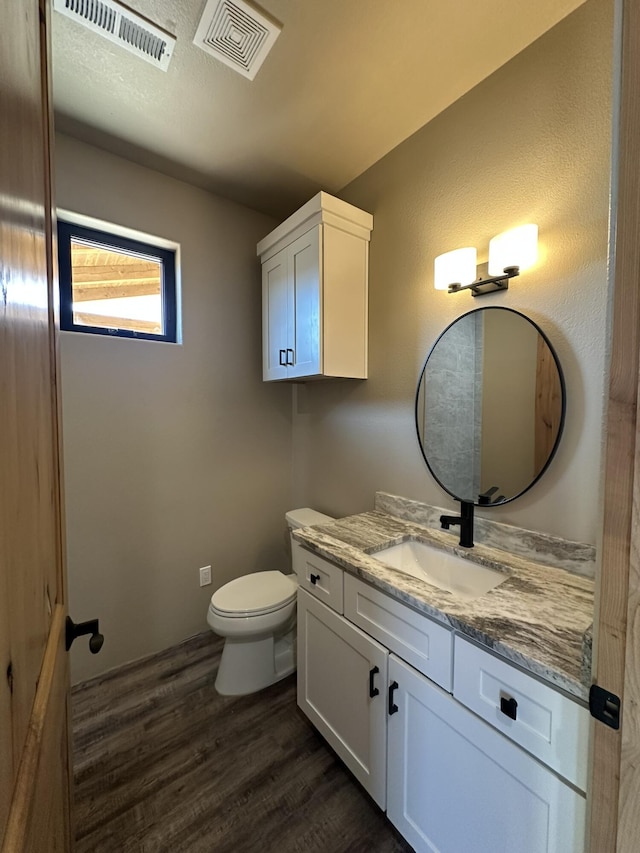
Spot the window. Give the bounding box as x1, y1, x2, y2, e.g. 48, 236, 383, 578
57, 219, 178, 342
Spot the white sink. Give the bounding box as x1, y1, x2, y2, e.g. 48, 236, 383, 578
370, 539, 507, 600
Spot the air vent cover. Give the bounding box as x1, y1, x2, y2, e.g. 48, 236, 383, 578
53, 0, 175, 71
193, 0, 282, 80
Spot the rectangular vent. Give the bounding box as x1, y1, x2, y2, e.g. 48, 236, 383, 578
53, 0, 175, 71
193, 0, 282, 80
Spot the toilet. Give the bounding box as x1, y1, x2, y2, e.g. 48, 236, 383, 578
207, 508, 334, 695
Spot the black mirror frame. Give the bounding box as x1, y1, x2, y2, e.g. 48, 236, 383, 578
414, 306, 567, 507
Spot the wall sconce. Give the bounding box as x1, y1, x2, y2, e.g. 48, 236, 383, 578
434, 224, 538, 296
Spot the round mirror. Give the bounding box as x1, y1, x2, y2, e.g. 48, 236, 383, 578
415, 307, 565, 506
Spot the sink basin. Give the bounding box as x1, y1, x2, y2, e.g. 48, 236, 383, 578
370, 539, 507, 600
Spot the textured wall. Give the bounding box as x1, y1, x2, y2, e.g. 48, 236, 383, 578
292, 0, 613, 545
56, 135, 291, 683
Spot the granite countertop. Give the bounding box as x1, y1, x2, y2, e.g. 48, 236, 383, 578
292, 510, 594, 701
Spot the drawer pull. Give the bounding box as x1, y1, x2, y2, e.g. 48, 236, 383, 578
286, 348, 295, 366
388, 680, 399, 715
309, 573, 321, 586
369, 666, 380, 698
279, 349, 286, 366
500, 695, 518, 720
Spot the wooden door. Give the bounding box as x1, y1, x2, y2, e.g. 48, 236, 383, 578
0, 1, 72, 851
386, 654, 585, 853
297, 590, 388, 807
588, 0, 640, 849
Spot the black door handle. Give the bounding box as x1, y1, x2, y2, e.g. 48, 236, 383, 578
500, 695, 518, 720
65, 616, 104, 654
369, 666, 380, 698
286, 348, 295, 366
388, 680, 399, 715
279, 349, 286, 366
309, 573, 320, 585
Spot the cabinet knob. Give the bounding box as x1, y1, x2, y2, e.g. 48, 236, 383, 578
310, 573, 321, 586
500, 695, 518, 720
369, 666, 380, 698
388, 680, 399, 715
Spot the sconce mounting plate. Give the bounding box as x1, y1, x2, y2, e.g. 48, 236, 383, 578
448, 263, 520, 297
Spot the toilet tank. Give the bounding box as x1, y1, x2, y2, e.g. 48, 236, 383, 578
286, 508, 334, 530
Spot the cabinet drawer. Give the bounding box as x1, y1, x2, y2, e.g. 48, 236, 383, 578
453, 635, 589, 790
293, 543, 344, 613
343, 573, 453, 691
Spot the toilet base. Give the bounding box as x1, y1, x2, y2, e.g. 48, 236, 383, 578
214, 627, 296, 696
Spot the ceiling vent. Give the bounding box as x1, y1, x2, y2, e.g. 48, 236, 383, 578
53, 0, 175, 71
193, 0, 282, 80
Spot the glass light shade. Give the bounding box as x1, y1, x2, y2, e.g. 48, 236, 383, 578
434, 247, 477, 290
488, 224, 538, 276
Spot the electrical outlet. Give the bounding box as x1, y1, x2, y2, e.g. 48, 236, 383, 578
199, 565, 212, 587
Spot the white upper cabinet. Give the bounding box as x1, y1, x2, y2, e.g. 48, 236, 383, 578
257, 191, 373, 382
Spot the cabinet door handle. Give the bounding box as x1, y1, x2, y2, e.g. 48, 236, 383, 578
388, 680, 399, 715
279, 349, 286, 366
500, 695, 518, 720
309, 573, 320, 586
369, 666, 380, 698
286, 348, 295, 366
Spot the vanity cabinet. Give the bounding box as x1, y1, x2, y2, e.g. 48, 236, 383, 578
295, 545, 588, 853
387, 654, 586, 853
257, 191, 373, 382
297, 589, 388, 807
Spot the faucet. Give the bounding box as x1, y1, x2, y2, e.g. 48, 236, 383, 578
439, 500, 474, 548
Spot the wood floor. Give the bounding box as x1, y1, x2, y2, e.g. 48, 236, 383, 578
72, 632, 414, 853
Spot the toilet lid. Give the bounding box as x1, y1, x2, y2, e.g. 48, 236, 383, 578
210, 571, 297, 617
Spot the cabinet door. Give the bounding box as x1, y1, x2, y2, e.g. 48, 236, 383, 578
387, 655, 585, 853
297, 589, 388, 807
288, 226, 321, 378
262, 248, 289, 380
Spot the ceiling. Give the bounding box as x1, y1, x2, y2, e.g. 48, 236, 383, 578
51, 0, 587, 219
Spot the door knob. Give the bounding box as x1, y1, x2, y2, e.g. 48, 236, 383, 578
65, 616, 104, 654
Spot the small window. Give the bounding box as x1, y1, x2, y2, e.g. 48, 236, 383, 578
57, 219, 178, 342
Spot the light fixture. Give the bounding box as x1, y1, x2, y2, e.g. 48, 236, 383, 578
434, 224, 538, 297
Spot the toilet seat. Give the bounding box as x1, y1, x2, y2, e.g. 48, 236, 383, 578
210, 571, 297, 618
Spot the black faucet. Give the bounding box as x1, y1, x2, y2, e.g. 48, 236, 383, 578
439, 500, 474, 548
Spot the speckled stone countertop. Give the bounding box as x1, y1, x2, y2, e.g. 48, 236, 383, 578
292, 510, 594, 701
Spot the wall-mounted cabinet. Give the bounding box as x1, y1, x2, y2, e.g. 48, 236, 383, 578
257, 192, 373, 382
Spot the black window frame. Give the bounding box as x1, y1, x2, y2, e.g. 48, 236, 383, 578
57, 219, 178, 343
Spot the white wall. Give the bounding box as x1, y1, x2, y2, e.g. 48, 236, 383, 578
293, 0, 613, 545
56, 134, 292, 683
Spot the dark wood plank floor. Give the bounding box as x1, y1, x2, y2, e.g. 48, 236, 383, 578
72, 632, 414, 853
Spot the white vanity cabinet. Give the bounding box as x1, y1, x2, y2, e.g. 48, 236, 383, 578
295, 548, 587, 853
257, 191, 373, 382
297, 589, 388, 808
387, 654, 586, 853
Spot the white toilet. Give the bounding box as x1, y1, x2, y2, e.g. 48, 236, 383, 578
207, 508, 333, 695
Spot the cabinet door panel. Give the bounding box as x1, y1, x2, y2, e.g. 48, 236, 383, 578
262, 249, 289, 380
297, 590, 388, 807
453, 635, 589, 790
344, 573, 452, 690
293, 542, 344, 613
387, 655, 585, 853
289, 226, 321, 378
